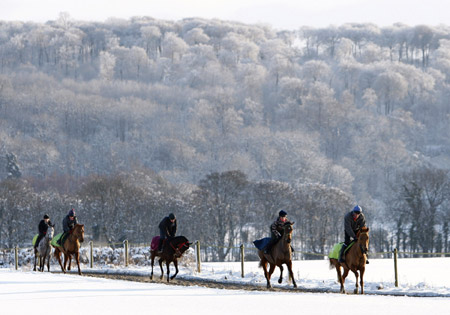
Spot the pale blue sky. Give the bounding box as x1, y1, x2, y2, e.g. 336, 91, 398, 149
1, 0, 448, 29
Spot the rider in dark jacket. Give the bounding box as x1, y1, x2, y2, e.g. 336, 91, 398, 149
158, 213, 177, 252
34, 214, 54, 249
264, 210, 290, 254
59, 209, 78, 246
338, 205, 368, 263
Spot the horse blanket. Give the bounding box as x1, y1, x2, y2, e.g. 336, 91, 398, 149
51, 232, 63, 247
253, 237, 271, 251
151, 236, 160, 251
328, 241, 355, 259
32, 234, 39, 246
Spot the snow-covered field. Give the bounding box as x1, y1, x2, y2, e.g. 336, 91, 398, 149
1, 256, 449, 315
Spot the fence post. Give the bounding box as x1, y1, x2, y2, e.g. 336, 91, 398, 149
124, 240, 129, 267
240, 244, 245, 278
196, 240, 201, 273
15, 246, 18, 270
394, 248, 398, 287
89, 241, 93, 268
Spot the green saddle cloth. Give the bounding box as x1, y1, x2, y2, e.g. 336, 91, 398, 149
32, 234, 38, 246
328, 241, 355, 259
51, 232, 64, 247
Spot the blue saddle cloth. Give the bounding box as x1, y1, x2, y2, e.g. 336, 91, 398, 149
253, 237, 271, 250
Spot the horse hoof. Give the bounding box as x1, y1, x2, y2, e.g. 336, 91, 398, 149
278, 279, 282, 284
354, 288, 359, 294
293, 283, 297, 288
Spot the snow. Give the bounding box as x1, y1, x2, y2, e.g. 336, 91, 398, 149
1, 256, 450, 315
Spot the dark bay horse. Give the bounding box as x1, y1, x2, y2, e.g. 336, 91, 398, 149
150, 236, 191, 282
53, 224, 85, 275
257, 222, 297, 289
33, 225, 54, 272
329, 226, 370, 294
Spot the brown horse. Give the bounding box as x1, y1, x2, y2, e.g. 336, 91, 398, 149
53, 224, 85, 275
150, 236, 191, 282
33, 225, 54, 272
329, 226, 370, 294
257, 222, 297, 289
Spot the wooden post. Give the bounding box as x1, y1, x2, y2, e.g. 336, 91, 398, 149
124, 240, 129, 267
240, 244, 245, 278
15, 246, 18, 270
89, 241, 93, 268
196, 240, 201, 273
394, 248, 398, 287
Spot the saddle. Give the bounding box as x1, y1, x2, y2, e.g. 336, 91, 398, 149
151, 236, 168, 251
51, 232, 64, 247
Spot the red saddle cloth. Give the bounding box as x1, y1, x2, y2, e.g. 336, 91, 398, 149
151, 236, 160, 251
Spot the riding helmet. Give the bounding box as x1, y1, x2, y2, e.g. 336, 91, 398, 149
43, 214, 50, 219
352, 205, 362, 213
169, 213, 176, 220
279, 210, 287, 217
68, 209, 75, 216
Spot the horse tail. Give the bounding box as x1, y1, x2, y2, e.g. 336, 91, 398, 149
328, 257, 336, 270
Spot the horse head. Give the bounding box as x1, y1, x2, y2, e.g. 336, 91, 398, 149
283, 221, 294, 243
171, 236, 190, 258
357, 227, 369, 254
73, 224, 85, 243
47, 226, 54, 240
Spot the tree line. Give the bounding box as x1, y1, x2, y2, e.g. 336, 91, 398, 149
1, 167, 448, 260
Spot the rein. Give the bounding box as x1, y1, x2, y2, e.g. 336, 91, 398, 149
169, 240, 189, 256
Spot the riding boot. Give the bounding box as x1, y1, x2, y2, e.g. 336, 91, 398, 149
338, 244, 347, 263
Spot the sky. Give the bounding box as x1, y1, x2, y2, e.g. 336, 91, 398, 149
1, 0, 449, 30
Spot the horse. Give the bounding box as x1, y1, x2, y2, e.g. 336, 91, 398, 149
33, 225, 54, 272
329, 226, 370, 294
53, 224, 85, 275
150, 236, 191, 282
257, 222, 297, 289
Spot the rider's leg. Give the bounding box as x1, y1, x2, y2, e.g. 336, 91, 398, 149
35, 234, 44, 249
338, 233, 351, 263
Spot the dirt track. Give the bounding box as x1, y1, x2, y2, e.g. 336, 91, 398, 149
82, 271, 333, 294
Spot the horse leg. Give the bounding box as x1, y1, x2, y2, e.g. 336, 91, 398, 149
170, 259, 179, 280
286, 261, 297, 288
67, 254, 72, 271
260, 258, 271, 288
166, 260, 171, 282
278, 265, 284, 284
150, 252, 155, 280
33, 249, 37, 271
55, 248, 66, 273
74, 252, 82, 275
267, 263, 276, 289
352, 269, 359, 294
359, 267, 365, 294
63, 253, 68, 271
340, 267, 350, 294
158, 258, 164, 280
334, 263, 344, 293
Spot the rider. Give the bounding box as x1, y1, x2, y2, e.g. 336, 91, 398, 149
264, 210, 289, 254
338, 205, 369, 264
158, 213, 177, 252
58, 209, 78, 246
34, 214, 54, 249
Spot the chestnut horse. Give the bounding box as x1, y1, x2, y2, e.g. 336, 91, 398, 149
53, 224, 85, 275
329, 226, 370, 294
150, 236, 191, 282
257, 222, 297, 289
33, 225, 54, 272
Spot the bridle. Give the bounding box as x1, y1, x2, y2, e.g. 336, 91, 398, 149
170, 239, 190, 257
